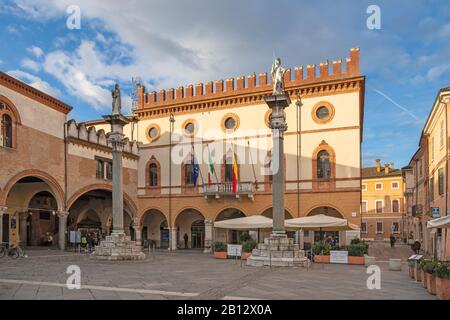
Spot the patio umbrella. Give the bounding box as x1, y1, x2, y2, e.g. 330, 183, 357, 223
213, 215, 273, 230
285, 214, 359, 231
427, 215, 450, 229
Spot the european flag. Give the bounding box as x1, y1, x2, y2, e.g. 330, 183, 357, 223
193, 158, 199, 187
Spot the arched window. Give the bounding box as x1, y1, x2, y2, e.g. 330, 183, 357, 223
149, 163, 158, 187
2, 114, 13, 148
317, 150, 331, 179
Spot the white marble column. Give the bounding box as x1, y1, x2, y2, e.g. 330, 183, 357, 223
299, 230, 305, 250
134, 225, 142, 245
0, 207, 6, 244
203, 219, 213, 253
169, 227, 178, 250
57, 211, 69, 250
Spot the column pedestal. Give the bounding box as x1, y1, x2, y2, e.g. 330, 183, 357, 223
204, 219, 212, 253
247, 233, 308, 267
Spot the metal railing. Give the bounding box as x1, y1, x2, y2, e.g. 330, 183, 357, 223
203, 181, 255, 196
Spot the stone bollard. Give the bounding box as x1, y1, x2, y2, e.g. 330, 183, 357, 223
389, 258, 402, 271
364, 254, 376, 267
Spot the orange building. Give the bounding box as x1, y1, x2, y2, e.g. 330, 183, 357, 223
361, 160, 406, 241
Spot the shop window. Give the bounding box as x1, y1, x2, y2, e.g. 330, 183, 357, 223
361, 222, 367, 233
376, 200, 383, 213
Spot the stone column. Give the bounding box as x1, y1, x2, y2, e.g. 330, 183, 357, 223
19, 213, 27, 244
134, 225, 142, 246
169, 227, 177, 250
0, 207, 6, 244
57, 211, 69, 250
203, 219, 213, 253
299, 230, 305, 250
264, 93, 291, 235
103, 114, 130, 235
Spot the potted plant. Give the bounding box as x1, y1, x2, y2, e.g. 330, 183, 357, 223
414, 259, 422, 282
423, 259, 437, 295
241, 240, 256, 260
433, 261, 450, 300
347, 241, 368, 265
313, 242, 331, 263
213, 242, 227, 259
408, 260, 415, 278
419, 259, 430, 289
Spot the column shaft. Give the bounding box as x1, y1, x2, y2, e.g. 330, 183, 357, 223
272, 129, 285, 233
112, 149, 124, 233
58, 213, 68, 250
204, 220, 213, 253
169, 228, 177, 250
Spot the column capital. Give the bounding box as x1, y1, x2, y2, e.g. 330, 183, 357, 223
0, 206, 7, 215
204, 219, 213, 226
57, 211, 70, 218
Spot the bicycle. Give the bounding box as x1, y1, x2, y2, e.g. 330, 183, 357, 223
1, 244, 27, 259
0, 243, 7, 258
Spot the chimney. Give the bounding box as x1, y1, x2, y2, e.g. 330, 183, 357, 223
384, 163, 390, 174
376, 159, 381, 173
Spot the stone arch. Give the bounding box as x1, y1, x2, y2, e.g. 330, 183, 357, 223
214, 207, 247, 222
260, 206, 293, 219
1, 169, 64, 210
305, 204, 344, 219
140, 209, 169, 248
174, 208, 205, 249
67, 184, 137, 217
0, 94, 22, 125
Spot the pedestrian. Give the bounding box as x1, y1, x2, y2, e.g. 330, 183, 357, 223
184, 233, 189, 249
87, 233, 94, 253
81, 233, 88, 252
390, 234, 396, 248
411, 240, 421, 254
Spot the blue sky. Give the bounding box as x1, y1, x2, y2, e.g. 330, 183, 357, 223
1, 0, 450, 168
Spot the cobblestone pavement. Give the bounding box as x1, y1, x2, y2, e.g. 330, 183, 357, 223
0, 248, 435, 300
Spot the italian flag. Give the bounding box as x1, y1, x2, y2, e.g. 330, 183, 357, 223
207, 148, 215, 185
232, 153, 239, 192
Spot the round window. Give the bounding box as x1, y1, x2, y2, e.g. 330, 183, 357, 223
316, 106, 330, 120
224, 117, 236, 130
185, 122, 195, 134
148, 127, 158, 139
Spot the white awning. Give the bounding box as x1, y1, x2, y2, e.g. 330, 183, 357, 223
285, 214, 359, 231
427, 215, 450, 229
213, 215, 273, 230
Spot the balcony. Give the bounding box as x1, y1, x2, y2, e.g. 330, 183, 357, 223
203, 181, 255, 200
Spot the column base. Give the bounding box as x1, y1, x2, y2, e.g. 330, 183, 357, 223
247, 234, 309, 268
93, 232, 145, 261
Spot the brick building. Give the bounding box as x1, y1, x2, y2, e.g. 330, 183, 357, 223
0, 48, 365, 251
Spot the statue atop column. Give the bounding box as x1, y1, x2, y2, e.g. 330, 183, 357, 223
270, 57, 287, 94
111, 84, 122, 115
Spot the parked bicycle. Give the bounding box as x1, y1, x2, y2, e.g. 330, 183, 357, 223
0, 243, 27, 259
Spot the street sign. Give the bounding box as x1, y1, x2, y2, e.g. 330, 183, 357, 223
432, 207, 440, 218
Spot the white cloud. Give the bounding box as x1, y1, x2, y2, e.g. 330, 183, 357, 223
21, 58, 40, 72
7, 69, 61, 97
27, 46, 44, 58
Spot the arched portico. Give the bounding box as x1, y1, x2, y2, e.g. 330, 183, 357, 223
140, 209, 169, 248
174, 208, 206, 250
214, 208, 246, 244
1, 173, 64, 248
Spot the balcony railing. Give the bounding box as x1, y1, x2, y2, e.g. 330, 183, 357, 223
203, 181, 255, 199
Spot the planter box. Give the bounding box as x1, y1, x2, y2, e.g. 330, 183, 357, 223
436, 277, 450, 300
214, 252, 227, 259
414, 267, 422, 281
421, 270, 427, 288
314, 255, 330, 264
348, 256, 364, 265
241, 252, 252, 260
427, 273, 436, 295
409, 266, 415, 278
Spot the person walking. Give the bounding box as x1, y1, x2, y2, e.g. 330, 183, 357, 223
183, 233, 189, 249
390, 234, 396, 248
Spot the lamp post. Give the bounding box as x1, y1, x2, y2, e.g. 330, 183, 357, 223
169, 113, 175, 250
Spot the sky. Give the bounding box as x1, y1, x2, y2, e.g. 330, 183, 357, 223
1, 0, 450, 168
